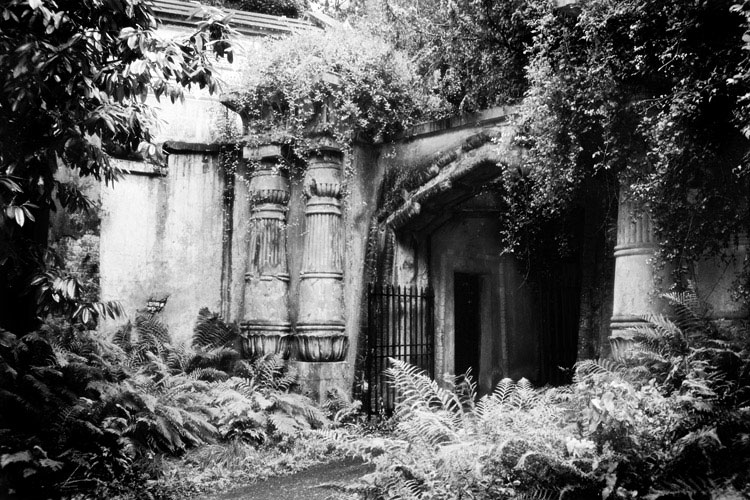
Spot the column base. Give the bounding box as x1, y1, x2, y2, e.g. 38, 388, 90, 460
240, 322, 292, 358
290, 360, 349, 403
609, 318, 644, 361
295, 323, 348, 362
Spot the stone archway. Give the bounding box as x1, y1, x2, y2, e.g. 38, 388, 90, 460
377, 143, 571, 390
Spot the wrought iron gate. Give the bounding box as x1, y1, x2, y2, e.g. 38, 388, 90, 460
365, 283, 434, 415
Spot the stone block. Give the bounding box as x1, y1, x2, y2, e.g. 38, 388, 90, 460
290, 361, 349, 403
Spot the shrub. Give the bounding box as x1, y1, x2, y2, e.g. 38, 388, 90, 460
0, 326, 142, 497
235, 25, 448, 149
334, 289, 750, 499
0, 306, 336, 497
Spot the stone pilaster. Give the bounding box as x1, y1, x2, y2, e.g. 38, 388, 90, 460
694, 233, 749, 320
610, 192, 666, 347
240, 145, 292, 358
295, 148, 348, 362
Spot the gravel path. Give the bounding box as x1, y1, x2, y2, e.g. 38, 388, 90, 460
207, 458, 374, 500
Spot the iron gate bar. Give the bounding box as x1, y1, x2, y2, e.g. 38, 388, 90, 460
365, 283, 434, 416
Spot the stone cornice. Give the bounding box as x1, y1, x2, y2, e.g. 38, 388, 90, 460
394, 105, 519, 142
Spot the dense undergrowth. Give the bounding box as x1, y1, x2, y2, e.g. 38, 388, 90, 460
0, 307, 350, 499
3, 291, 748, 500
328, 290, 750, 499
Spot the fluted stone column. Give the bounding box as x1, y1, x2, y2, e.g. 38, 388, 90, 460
240, 146, 292, 358
294, 148, 349, 363
610, 193, 668, 354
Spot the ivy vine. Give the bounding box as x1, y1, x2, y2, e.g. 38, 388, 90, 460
511, 0, 750, 293
231, 26, 448, 168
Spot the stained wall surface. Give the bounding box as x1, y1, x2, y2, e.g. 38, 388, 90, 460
99, 155, 225, 342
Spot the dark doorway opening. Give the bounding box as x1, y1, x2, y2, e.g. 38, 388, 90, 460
536, 261, 581, 385
454, 273, 482, 381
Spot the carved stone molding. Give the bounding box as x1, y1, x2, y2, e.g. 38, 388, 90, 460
614, 198, 656, 257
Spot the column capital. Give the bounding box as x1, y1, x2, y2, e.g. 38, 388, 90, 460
303, 150, 343, 200
243, 143, 290, 163
614, 195, 656, 254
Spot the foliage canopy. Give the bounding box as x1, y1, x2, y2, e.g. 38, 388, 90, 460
234, 26, 449, 151
0, 0, 233, 329
516, 0, 750, 276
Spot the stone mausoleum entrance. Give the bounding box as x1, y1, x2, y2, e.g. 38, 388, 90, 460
366, 151, 583, 412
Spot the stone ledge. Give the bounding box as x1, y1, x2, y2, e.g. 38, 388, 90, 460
396, 105, 518, 141
162, 141, 229, 154
111, 158, 167, 177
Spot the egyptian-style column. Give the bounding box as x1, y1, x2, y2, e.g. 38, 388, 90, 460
612, 190, 749, 343
610, 192, 667, 353
294, 146, 349, 362
240, 145, 292, 358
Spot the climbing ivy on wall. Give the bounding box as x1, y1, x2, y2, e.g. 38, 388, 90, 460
362, 0, 750, 290
513, 0, 750, 290
234, 1, 750, 299
233, 26, 449, 157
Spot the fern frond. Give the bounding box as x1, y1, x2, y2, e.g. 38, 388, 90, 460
272, 392, 329, 428
253, 354, 287, 390
493, 378, 517, 404
189, 367, 229, 382
573, 358, 624, 381
166, 344, 194, 373
192, 307, 238, 349
268, 412, 303, 437
661, 282, 709, 335
516, 487, 558, 500
643, 314, 686, 347
386, 359, 465, 429
187, 346, 240, 373
135, 314, 171, 346
112, 321, 133, 351
651, 475, 717, 498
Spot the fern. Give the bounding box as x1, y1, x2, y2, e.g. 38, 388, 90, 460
189, 367, 230, 382
112, 321, 133, 352
272, 392, 329, 429
386, 358, 467, 426
573, 358, 625, 381
136, 314, 171, 345
661, 282, 710, 338
192, 307, 238, 350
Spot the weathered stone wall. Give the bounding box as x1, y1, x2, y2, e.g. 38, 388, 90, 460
84, 23, 266, 342
99, 156, 225, 342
